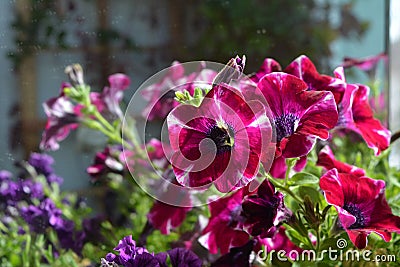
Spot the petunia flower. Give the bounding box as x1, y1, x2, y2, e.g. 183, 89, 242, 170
249, 57, 282, 83
199, 189, 250, 254
317, 145, 365, 176
40, 83, 81, 151
167, 247, 202, 267
142, 61, 216, 121
284, 55, 346, 104
210, 240, 255, 267
97, 73, 131, 120
334, 68, 391, 155
147, 200, 192, 235
257, 72, 338, 159
167, 83, 272, 192
241, 179, 291, 238
320, 168, 400, 249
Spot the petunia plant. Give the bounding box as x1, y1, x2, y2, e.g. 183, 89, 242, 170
2, 53, 399, 266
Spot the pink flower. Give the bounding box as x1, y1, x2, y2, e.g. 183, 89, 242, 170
167, 83, 272, 192
257, 72, 338, 158
147, 201, 191, 235
317, 145, 365, 176
199, 189, 250, 254
284, 55, 346, 104
320, 169, 400, 249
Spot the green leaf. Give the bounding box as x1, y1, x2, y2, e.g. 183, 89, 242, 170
297, 186, 322, 204
288, 172, 319, 186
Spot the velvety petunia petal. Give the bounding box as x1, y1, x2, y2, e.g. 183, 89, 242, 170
250, 58, 282, 83
284, 55, 346, 104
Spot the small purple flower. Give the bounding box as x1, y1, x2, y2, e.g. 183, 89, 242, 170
20, 198, 62, 233
0, 170, 12, 181
27, 153, 64, 185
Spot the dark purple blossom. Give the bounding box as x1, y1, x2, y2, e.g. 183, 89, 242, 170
167, 247, 202, 267
241, 179, 291, 238
210, 240, 255, 267
20, 198, 62, 233
28, 153, 63, 185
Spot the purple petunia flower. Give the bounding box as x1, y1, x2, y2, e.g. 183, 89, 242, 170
167, 83, 272, 192
241, 179, 291, 238
142, 61, 217, 121
20, 198, 62, 233
167, 247, 202, 267
28, 153, 64, 185
320, 169, 400, 249
257, 72, 338, 159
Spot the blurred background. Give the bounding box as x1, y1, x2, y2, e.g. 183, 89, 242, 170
0, 0, 395, 191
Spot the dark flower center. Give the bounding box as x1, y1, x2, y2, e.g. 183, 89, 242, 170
274, 114, 299, 142
343, 203, 366, 229
206, 122, 234, 154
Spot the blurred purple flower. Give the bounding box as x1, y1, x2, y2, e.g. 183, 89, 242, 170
28, 153, 64, 185
20, 198, 62, 233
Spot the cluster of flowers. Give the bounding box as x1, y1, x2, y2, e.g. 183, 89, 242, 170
0, 153, 104, 258
35, 53, 399, 266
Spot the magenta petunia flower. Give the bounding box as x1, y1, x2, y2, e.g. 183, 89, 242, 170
249, 58, 282, 83
142, 61, 217, 121
147, 200, 191, 235
320, 169, 400, 249
317, 145, 366, 176
241, 179, 291, 238
199, 189, 250, 254
100, 73, 131, 120
167, 83, 272, 192
40, 84, 80, 151
334, 68, 391, 155
284, 55, 346, 104
86, 145, 125, 182
342, 52, 387, 72
257, 72, 338, 159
